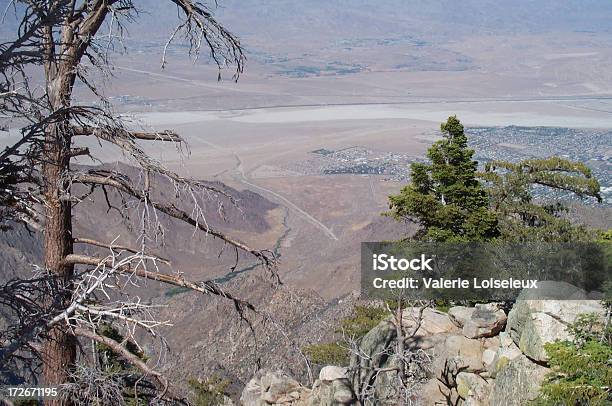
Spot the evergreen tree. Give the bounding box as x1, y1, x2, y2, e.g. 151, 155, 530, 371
480, 157, 602, 242
387, 116, 499, 241
388, 116, 603, 242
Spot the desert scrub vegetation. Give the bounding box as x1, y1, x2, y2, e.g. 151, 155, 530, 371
303, 305, 388, 367
188, 374, 232, 406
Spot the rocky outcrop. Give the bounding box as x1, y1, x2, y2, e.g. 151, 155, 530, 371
241, 290, 605, 406
480, 333, 521, 378
433, 334, 485, 373
309, 367, 355, 406
240, 368, 355, 406
462, 303, 507, 339
403, 307, 459, 336
240, 370, 311, 405
456, 372, 493, 406
448, 306, 475, 328
488, 355, 549, 406
505, 297, 603, 361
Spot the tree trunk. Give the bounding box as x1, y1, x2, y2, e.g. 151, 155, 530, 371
40, 79, 76, 404
395, 300, 406, 405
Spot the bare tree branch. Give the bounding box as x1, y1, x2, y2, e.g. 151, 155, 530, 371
72, 327, 185, 404
73, 236, 171, 265
63, 253, 256, 313
72, 171, 277, 271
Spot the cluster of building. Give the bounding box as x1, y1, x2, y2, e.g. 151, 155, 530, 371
468, 126, 611, 205
289, 147, 416, 181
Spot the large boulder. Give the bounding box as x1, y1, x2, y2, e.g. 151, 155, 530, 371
487, 343, 522, 377
240, 370, 310, 405
241, 371, 265, 406
448, 306, 475, 328
309, 377, 354, 406
260, 371, 306, 404
488, 355, 550, 406
518, 312, 569, 362
505, 298, 603, 361
456, 372, 493, 406
433, 334, 485, 373
318, 366, 348, 382
311, 366, 355, 406
418, 378, 454, 405
350, 319, 397, 396
517, 280, 590, 300
462, 304, 507, 339
402, 307, 459, 336
350, 312, 436, 405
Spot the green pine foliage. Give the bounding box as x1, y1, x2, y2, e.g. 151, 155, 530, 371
535, 313, 612, 405
388, 116, 603, 242
481, 157, 602, 242
96, 324, 152, 405
338, 305, 388, 338
97, 324, 147, 371
387, 116, 499, 241
303, 342, 350, 367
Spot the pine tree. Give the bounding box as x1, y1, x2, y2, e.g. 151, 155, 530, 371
480, 157, 602, 241
387, 116, 499, 241
388, 116, 603, 242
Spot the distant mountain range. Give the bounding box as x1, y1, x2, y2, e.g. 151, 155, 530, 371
2, 1, 611, 42
132, 0, 612, 37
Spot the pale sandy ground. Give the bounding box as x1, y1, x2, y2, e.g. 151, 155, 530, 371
82, 101, 605, 297
3, 101, 611, 293
135, 100, 612, 128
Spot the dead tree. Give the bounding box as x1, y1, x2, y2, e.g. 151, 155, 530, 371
0, 1, 273, 404
344, 297, 433, 406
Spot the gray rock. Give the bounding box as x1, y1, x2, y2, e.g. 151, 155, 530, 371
482, 349, 496, 369
456, 372, 492, 406
350, 319, 396, 397
448, 306, 476, 328
462, 305, 507, 339
519, 312, 570, 362
419, 378, 456, 405
402, 307, 458, 336
331, 380, 354, 404
488, 355, 550, 406
241, 370, 310, 405
498, 331, 513, 348
433, 334, 484, 373
260, 370, 303, 404
505, 298, 603, 360
318, 366, 348, 382
488, 343, 522, 377
241, 371, 265, 406
309, 378, 354, 406
517, 280, 589, 300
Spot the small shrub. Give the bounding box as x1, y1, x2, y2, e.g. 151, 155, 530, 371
534, 340, 611, 405
535, 311, 612, 405
303, 305, 388, 367
188, 374, 231, 406
303, 342, 350, 367
337, 305, 388, 338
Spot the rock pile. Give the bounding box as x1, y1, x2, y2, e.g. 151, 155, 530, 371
240, 292, 604, 405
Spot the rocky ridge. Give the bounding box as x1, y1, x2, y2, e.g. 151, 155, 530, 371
240, 289, 605, 405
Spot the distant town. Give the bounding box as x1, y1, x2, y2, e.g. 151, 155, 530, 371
468, 126, 611, 205
288, 146, 416, 181
292, 126, 611, 205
